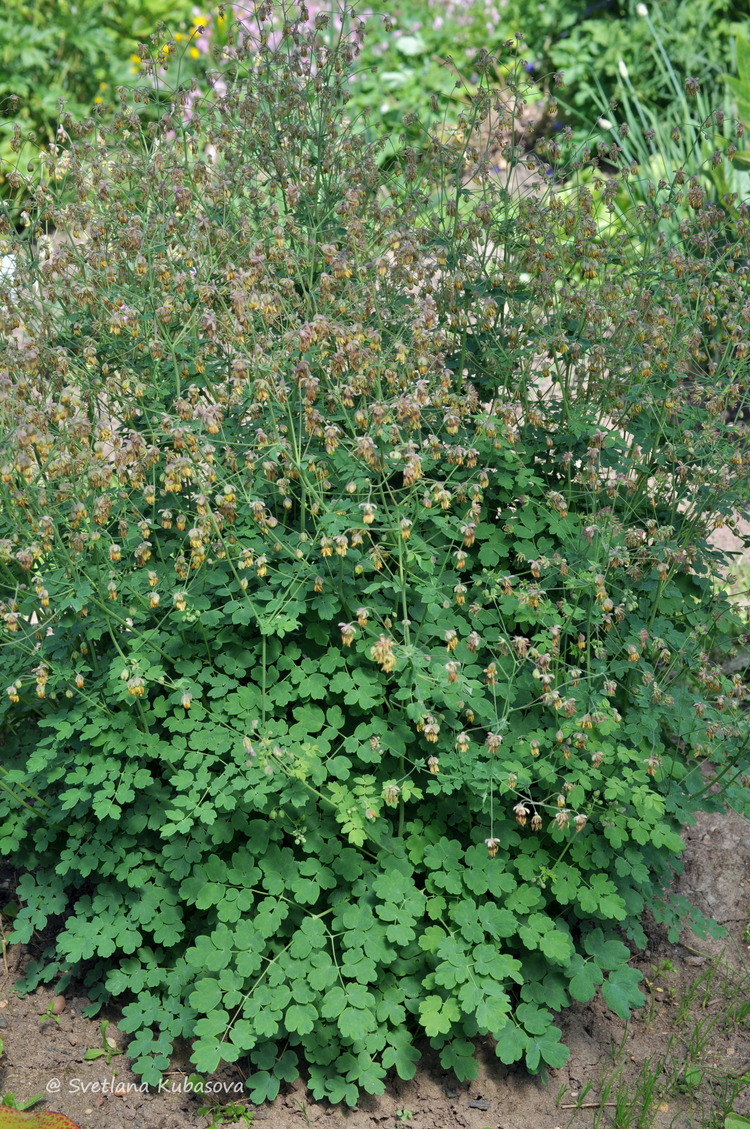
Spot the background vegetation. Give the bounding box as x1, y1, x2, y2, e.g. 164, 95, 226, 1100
1, 0, 748, 214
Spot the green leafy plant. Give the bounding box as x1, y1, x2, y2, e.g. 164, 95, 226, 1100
83, 1021, 123, 1065
551, 9, 749, 233
37, 1002, 61, 1026
0, 0, 748, 1107
0, 1097, 45, 1113
195, 1101, 254, 1128
527, 0, 740, 124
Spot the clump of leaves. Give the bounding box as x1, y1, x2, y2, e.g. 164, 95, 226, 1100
0, 0, 748, 1107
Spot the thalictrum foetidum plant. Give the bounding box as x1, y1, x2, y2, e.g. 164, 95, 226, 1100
0, 0, 748, 1105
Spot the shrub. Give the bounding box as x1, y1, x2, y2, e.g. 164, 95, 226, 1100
0, 1, 749, 1105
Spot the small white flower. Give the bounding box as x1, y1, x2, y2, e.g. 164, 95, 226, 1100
598, 117, 614, 131
618, 58, 629, 80
636, 3, 648, 16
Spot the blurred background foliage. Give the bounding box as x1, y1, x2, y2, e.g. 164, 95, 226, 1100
0, 0, 195, 184
0, 0, 748, 215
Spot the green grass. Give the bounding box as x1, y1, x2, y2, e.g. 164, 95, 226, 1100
557, 946, 750, 1129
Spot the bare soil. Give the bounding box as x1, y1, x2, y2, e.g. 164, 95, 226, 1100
1, 804, 749, 1129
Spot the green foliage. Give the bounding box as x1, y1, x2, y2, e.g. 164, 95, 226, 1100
725, 34, 750, 170
525, 5, 749, 234
533, 0, 740, 115
0, 0, 200, 212
83, 1021, 123, 1064
0, 2, 748, 1105
196, 1100, 254, 1129
37, 1001, 62, 1025
0, 1095, 45, 1112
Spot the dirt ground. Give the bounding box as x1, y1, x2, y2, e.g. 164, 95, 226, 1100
0, 801, 749, 1129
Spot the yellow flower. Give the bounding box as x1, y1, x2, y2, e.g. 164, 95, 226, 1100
189, 46, 200, 59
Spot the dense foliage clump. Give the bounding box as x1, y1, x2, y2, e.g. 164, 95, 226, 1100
0, 3, 748, 1104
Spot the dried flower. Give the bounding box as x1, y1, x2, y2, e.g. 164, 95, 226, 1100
339, 622, 356, 647
513, 802, 529, 826
383, 784, 401, 806
370, 635, 396, 673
